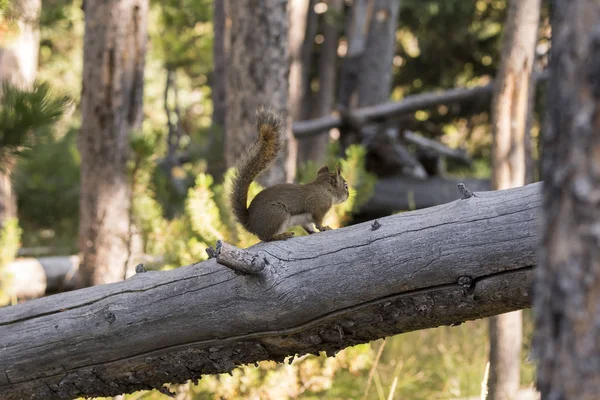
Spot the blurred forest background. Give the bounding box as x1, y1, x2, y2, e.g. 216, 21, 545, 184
0, 0, 549, 399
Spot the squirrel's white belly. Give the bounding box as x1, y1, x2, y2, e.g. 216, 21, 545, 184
277, 213, 313, 234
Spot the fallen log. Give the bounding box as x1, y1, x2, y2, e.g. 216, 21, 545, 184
292, 71, 549, 138
0, 182, 541, 400
403, 130, 471, 165
359, 176, 491, 217
5, 255, 165, 300
5, 256, 79, 299
292, 84, 494, 137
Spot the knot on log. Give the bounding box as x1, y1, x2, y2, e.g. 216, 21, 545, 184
458, 275, 474, 296
371, 220, 382, 231
103, 310, 116, 323
208, 240, 267, 275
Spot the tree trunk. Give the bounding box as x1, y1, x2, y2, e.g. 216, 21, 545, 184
337, 0, 370, 109
0, 0, 40, 87
487, 1, 540, 399
0, 0, 41, 227
288, 0, 310, 122
206, 0, 229, 180
0, 164, 17, 226
298, 0, 344, 166
534, 1, 600, 398
357, 0, 400, 108
300, 0, 318, 119
211, 0, 228, 134
286, 0, 310, 174
0, 182, 541, 400
78, 0, 148, 286
225, 0, 293, 185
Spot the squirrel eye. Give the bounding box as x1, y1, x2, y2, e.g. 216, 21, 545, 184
344, 182, 348, 190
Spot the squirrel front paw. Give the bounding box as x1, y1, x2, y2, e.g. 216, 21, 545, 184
317, 225, 332, 232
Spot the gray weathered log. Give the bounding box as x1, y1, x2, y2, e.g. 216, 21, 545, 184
5, 256, 79, 299
293, 84, 494, 137
5, 255, 164, 300
360, 176, 490, 216
403, 131, 471, 165
0, 183, 540, 400
293, 71, 550, 138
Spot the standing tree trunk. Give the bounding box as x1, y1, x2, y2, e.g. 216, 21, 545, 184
299, 0, 344, 166
78, 0, 148, 286
288, 0, 310, 122
487, 1, 540, 399
336, 0, 399, 154
357, 0, 400, 108
286, 0, 310, 173
337, 0, 370, 109
207, 0, 229, 180
535, 1, 600, 398
225, 0, 293, 186
0, 0, 41, 226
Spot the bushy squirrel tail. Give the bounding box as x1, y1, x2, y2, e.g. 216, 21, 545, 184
230, 107, 284, 228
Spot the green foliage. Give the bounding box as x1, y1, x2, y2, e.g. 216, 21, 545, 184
38, 0, 84, 100
0, 81, 70, 170
150, 0, 213, 74
14, 129, 79, 249
0, 218, 22, 305
397, 0, 506, 94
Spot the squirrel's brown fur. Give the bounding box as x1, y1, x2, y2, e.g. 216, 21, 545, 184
230, 107, 349, 241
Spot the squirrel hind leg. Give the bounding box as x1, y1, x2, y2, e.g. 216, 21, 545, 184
302, 223, 317, 234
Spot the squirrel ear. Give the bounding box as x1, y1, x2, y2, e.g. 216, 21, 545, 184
335, 163, 342, 175
317, 165, 330, 175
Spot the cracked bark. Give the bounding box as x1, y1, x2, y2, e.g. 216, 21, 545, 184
78, 0, 148, 286
0, 182, 540, 400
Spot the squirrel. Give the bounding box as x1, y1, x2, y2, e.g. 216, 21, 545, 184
230, 107, 349, 241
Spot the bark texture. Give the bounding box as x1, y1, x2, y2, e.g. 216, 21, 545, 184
78, 0, 148, 286
225, 0, 293, 185
534, 1, 600, 399
0, 183, 540, 400
487, 1, 540, 398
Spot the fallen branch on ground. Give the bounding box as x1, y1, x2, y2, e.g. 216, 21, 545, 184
0, 183, 540, 399
359, 176, 490, 217
293, 71, 549, 138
